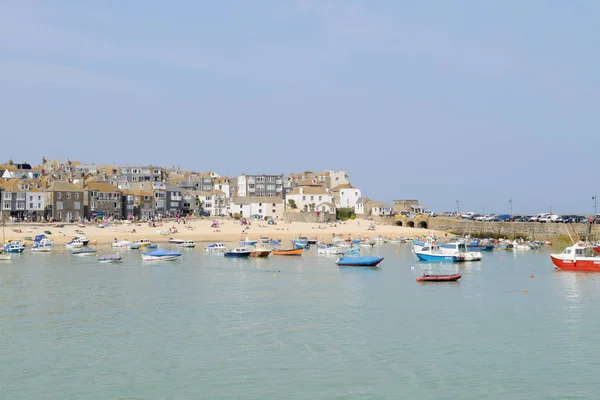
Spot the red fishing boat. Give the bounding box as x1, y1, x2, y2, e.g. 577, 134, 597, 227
550, 243, 600, 272
416, 273, 461, 282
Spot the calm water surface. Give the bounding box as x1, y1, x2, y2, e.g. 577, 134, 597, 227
2, 243, 600, 399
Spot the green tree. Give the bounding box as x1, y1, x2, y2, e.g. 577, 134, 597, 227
336, 207, 355, 221
287, 199, 297, 209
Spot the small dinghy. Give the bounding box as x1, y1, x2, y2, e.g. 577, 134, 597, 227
98, 254, 122, 264
335, 256, 384, 267
72, 249, 97, 257
416, 273, 461, 282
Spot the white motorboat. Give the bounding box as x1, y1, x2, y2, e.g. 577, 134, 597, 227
317, 243, 344, 255
112, 239, 131, 248
179, 240, 196, 248
205, 243, 226, 252
66, 238, 85, 248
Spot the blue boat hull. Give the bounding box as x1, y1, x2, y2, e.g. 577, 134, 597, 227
415, 253, 456, 262
467, 245, 494, 251
5, 248, 24, 253
336, 256, 384, 267
224, 252, 251, 258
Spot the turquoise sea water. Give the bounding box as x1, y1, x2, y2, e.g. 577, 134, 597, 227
2, 244, 600, 399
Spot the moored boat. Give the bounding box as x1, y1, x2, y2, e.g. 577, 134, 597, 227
142, 249, 182, 261
66, 238, 85, 248
4, 240, 25, 253
550, 242, 600, 272
73, 236, 90, 245
72, 249, 97, 256
335, 256, 384, 267
98, 254, 122, 264
31, 242, 53, 252
168, 238, 185, 245
224, 248, 252, 258
112, 239, 131, 248
249, 249, 271, 258
272, 248, 303, 256
139, 239, 153, 248
317, 243, 344, 255
205, 243, 226, 252
416, 273, 461, 282
179, 240, 196, 248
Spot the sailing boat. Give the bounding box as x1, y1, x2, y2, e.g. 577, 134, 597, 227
0, 216, 12, 261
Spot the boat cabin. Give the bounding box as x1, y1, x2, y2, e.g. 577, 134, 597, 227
562, 245, 596, 258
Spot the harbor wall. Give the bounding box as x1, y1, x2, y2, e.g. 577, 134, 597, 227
427, 218, 600, 241
283, 211, 335, 223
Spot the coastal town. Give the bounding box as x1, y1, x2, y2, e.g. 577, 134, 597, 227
0, 158, 423, 223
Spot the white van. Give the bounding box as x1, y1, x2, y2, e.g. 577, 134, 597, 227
539, 214, 559, 223
530, 213, 550, 222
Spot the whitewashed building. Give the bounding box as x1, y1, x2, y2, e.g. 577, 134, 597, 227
285, 187, 333, 212
229, 197, 284, 219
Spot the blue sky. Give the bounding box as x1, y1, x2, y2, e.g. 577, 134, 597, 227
1, 1, 599, 214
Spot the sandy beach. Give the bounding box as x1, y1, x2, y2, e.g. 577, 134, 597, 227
2, 218, 447, 248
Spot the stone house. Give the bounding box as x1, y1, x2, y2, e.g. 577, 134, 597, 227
131, 189, 154, 220
45, 181, 84, 222
84, 182, 123, 219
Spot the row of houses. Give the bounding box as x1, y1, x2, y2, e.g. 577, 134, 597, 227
0, 159, 413, 221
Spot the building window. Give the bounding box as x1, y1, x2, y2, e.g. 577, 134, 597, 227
74, 202, 80, 210
272, 203, 276, 207
3, 202, 10, 209
56, 201, 64, 210
30, 203, 33, 209
318, 196, 322, 201
38, 196, 41, 201
57, 192, 62, 199
310, 196, 314, 201
66, 192, 71, 199
57, 212, 62, 219
302, 196, 306, 201
272, 209, 276, 213
74, 193, 79, 199
29, 196, 33, 201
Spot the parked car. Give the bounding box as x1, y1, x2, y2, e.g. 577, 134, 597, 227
498, 214, 511, 222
